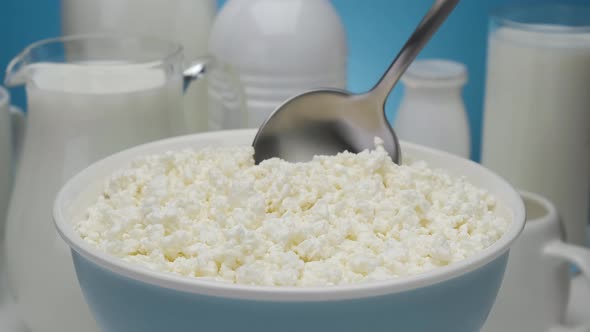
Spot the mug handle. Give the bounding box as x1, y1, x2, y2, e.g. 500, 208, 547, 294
9, 106, 26, 170
544, 240, 590, 332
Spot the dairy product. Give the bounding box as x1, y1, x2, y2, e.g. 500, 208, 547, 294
209, 0, 347, 128
4, 62, 181, 332
62, 0, 217, 132
482, 26, 590, 245
76, 140, 509, 286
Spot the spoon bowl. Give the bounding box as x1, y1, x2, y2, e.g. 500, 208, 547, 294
253, 0, 460, 164
252, 89, 400, 164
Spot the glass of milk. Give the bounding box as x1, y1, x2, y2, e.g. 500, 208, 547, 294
481, 4, 590, 246
1, 35, 242, 332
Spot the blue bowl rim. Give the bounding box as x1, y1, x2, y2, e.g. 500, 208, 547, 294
54, 129, 526, 302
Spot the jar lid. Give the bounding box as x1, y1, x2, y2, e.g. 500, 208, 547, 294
401, 59, 467, 87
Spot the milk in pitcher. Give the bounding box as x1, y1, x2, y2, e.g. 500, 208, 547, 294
4, 62, 181, 332
26, 63, 182, 163
62, 0, 216, 132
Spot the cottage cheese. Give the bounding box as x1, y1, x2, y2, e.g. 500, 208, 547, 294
75, 140, 509, 286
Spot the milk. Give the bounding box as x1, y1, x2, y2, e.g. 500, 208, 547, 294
482, 26, 590, 245
4, 63, 181, 332
61, 0, 216, 133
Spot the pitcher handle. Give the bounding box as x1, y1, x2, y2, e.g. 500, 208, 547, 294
545, 241, 590, 332
183, 56, 212, 92
9, 106, 25, 170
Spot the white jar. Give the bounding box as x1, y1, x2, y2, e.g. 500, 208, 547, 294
209, 0, 347, 128
394, 59, 470, 159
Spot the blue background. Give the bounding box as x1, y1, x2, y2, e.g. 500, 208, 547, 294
2, 0, 587, 161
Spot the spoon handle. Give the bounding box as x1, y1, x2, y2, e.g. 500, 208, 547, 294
369, 0, 460, 106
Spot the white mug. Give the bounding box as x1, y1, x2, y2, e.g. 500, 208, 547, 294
0, 87, 24, 231
483, 191, 590, 332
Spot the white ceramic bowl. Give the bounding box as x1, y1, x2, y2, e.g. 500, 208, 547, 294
54, 129, 525, 332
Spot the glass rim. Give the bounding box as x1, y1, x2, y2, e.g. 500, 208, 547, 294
490, 3, 590, 34
21, 34, 185, 66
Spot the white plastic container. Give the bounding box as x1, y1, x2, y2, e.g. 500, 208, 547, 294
209, 0, 347, 128
61, 0, 217, 133
394, 59, 470, 159
481, 5, 590, 246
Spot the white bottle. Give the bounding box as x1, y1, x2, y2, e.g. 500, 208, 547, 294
394, 59, 470, 158
209, 0, 347, 128
61, 0, 217, 133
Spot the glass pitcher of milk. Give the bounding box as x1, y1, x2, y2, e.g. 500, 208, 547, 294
2, 35, 243, 332
481, 4, 590, 246
61, 0, 217, 133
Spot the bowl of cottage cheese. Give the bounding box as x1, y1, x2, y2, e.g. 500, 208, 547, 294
54, 129, 525, 332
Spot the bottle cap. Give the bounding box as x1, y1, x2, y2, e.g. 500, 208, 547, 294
402, 59, 467, 87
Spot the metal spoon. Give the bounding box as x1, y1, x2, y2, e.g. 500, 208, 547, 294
252, 0, 460, 164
